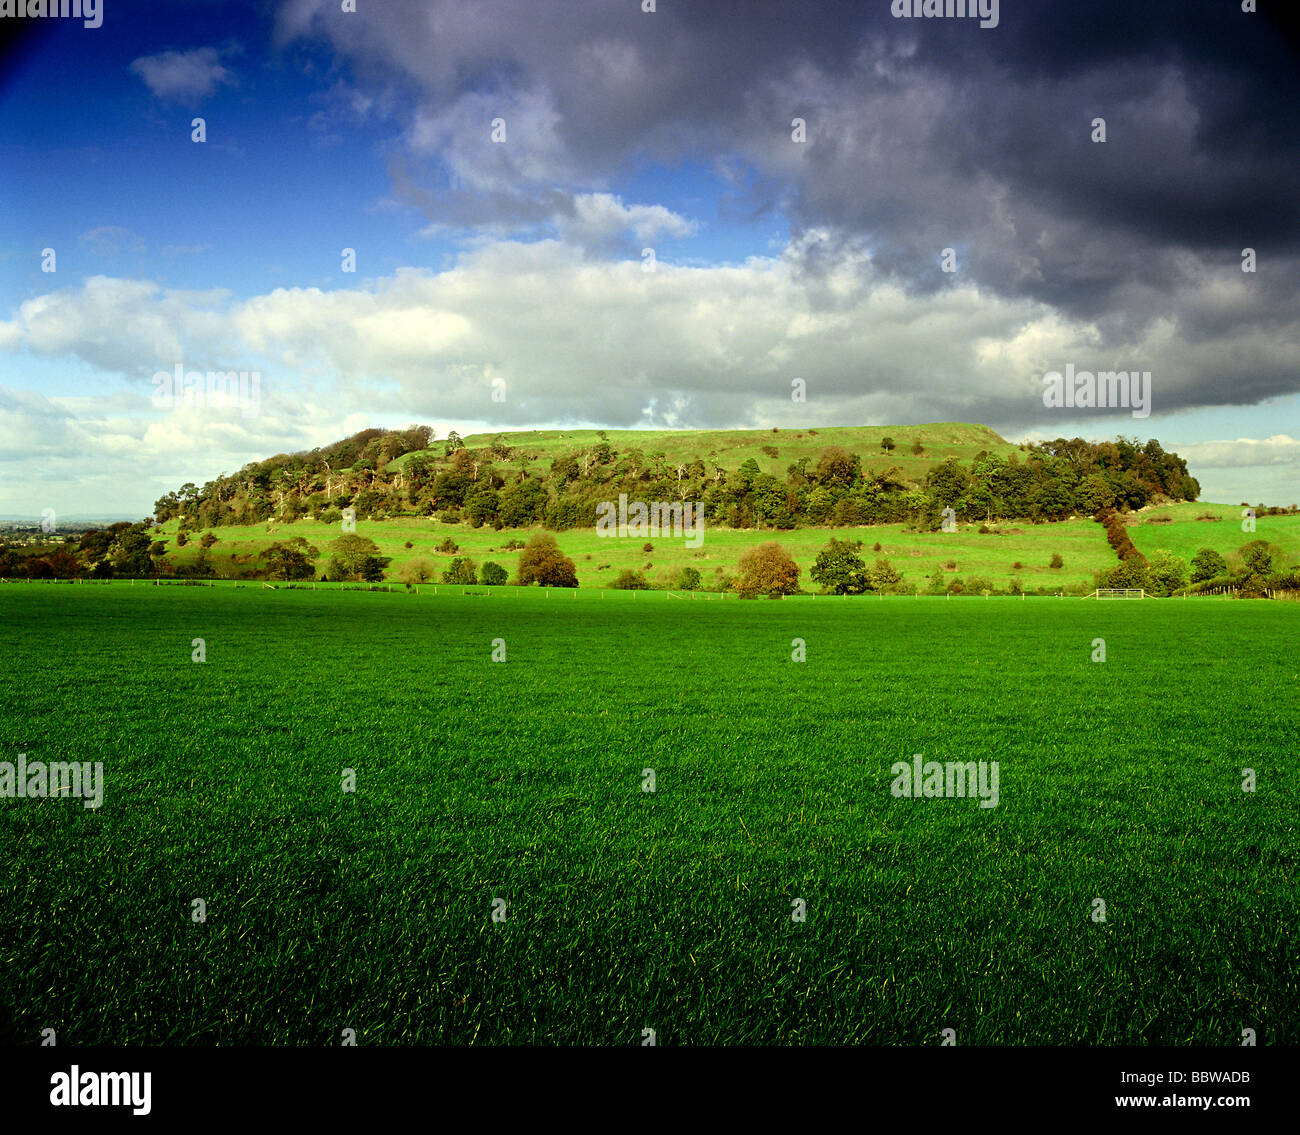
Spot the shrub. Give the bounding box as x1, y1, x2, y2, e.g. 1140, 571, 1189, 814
318, 508, 342, 526
966, 575, 995, 595
398, 557, 437, 584
873, 542, 882, 552
436, 537, 459, 554
642, 542, 654, 553
675, 566, 702, 591
612, 569, 650, 590
945, 560, 957, 570
404, 541, 413, 549
1012, 561, 1023, 570
200, 533, 217, 549
480, 561, 508, 586
1050, 553, 1064, 569
947, 577, 965, 594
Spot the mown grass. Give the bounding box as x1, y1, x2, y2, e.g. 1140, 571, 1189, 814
0, 587, 1295, 1045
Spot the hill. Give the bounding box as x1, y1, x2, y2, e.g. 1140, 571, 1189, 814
13, 421, 1299, 596
149, 421, 1200, 536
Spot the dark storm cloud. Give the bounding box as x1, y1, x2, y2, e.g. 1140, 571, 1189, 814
277, 0, 1300, 418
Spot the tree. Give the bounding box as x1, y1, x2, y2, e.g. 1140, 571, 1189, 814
260, 539, 319, 580
814, 447, 860, 489
480, 561, 508, 586
810, 538, 869, 594
1077, 473, 1115, 514
806, 485, 835, 523
1190, 547, 1227, 583
177, 548, 217, 578
734, 457, 762, 491
326, 534, 389, 581
1034, 476, 1075, 521
868, 558, 904, 593
113, 526, 154, 576
441, 557, 478, 585
1147, 550, 1187, 597
498, 479, 547, 528
674, 566, 702, 591
925, 458, 969, 508
44, 549, 82, 579
1239, 540, 1273, 581
1106, 553, 1150, 591
880, 436, 896, 453
464, 486, 500, 527
517, 533, 578, 587
735, 541, 800, 598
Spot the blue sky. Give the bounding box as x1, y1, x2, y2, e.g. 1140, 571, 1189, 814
2, 0, 1298, 518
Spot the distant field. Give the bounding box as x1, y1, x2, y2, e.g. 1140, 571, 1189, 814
159, 513, 1114, 591
1126, 502, 1300, 567
1, 587, 1296, 1044
151, 503, 1300, 594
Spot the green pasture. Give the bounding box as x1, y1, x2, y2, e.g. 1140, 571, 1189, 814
0, 587, 1295, 1044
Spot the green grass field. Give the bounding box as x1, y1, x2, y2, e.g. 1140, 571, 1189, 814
1126, 502, 1300, 567
156, 514, 1119, 593
1, 586, 1296, 1045
148, 501, 1299, 595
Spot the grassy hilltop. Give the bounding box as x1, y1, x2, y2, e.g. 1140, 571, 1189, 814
434, 422, 1020, 481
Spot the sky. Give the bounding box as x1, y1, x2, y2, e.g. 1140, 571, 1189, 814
1, 0, 1298, 519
